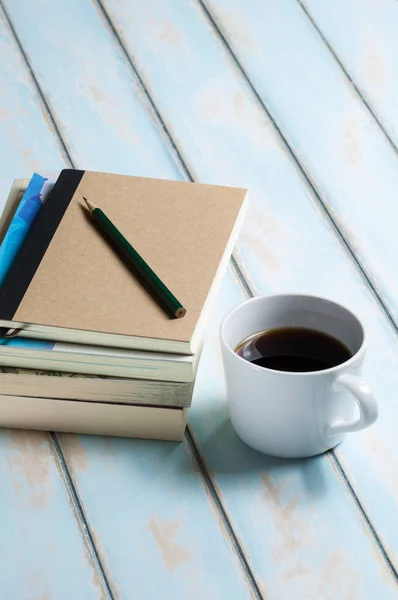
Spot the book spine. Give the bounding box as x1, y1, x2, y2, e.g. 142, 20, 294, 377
0, 169, 84, 326
0, 395, 187, 441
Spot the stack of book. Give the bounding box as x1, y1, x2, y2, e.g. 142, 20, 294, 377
0, 170, 247, 440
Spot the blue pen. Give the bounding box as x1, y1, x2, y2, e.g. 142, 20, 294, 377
0, 173, 47, 287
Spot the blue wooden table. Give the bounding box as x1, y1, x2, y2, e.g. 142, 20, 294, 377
1, 0, 398, 597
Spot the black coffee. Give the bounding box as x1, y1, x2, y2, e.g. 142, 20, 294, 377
235, 327, 352, 372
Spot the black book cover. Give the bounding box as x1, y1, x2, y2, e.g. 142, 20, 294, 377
0, 169, 84, 325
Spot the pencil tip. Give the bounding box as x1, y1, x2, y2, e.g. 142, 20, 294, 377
82, 196, 96, 214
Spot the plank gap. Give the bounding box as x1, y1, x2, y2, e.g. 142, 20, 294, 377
92, 0, 195, 183
329, 449, 398, 584
0, 0, 74, 168
297, 0, 398, 157
230, 255, 253, 300
50, 433, 117, 600
185, 426, 265, 600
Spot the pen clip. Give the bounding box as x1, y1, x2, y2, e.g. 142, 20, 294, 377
0, 328, 21, 338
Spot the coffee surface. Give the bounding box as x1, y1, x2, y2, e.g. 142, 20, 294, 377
235, 327, 352, 372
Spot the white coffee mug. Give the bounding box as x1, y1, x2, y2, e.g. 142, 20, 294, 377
220, 294, 378, 458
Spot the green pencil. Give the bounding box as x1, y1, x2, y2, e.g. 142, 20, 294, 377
82, 197, 186, 319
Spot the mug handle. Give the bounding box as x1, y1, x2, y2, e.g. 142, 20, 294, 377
326, 374, 378, 437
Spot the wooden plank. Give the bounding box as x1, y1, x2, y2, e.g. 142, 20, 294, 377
60, 0, 398, 583
0, 0, 181, 180
0, 12, 109, 600
201, 0, 398, 326
0, 430, 108, 599
0, 8, 65, 210
6, 0, 398, 595
301, 0, 398, 146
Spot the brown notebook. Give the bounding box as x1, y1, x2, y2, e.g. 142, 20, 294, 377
0, 170, 247, 353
